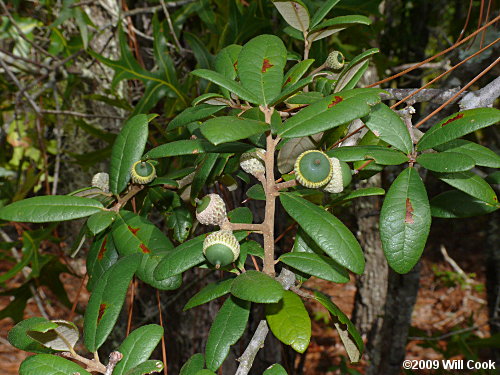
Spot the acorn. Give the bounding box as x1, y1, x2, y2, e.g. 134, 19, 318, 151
196, 193, 227, 226
203, 230, 240, 268
325, 51, 345, 70
294, 150, 333, 189
91, 172, 109, 193
323, 157, 353, 193
240, 149, 266, 178
130, 160, 156, 184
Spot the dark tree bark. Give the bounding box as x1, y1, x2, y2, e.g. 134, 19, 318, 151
486, 210, 500, 364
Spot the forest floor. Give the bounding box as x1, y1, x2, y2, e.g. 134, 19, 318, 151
0, 226, 493, 375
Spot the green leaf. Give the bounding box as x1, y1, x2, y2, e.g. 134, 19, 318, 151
0, 195, 104, 223
112, 211, 174, 256
434, 139, 500, 168
144, 139, 253, 159
279, 89, 382, 138
273, 1, 310, 33
430, 190, 498, 218
8, 317, 56, 354
124, 360, 164, 375
246, 184, 266, 200
109, 114, 149, 194
416, 152, 475, 172
113, 325, 164, 375
435, 171, 498, 205
310, 0, 341, 28
334, 49, 379, 92
192, 69, 259, 104
279, 252, 349, 283
270, 75, 315, 106
201, 116, 269, 145
330, 187, 385, 203
191, 153, 219, 200
282, 59, 314, 87
264, 364, 289, 375
137, 251, 182, 291
153, 235, 206, 280
192, 93, 229, 106
184, 278, 235, 311
87, 211, 117, 236
167, 104, 226, 131
195, 370, 217, 375
380, 167, 431, 274
265, 291, 311, 353
308, 15, 371, 43
180, 353, 205, 375
280, 193, 365, 274
19, 354, 91, 375
27, 320, 79, 352
327, 145, 409, 165
86, 233, 119, 292
417, 108, 500, 151
362, 103, 412, 154
215, 44, 241, 99
205, 296, 250, 371
231, 270, 284, 303
83, 254, 140, 352
238, 34, 288, 106
314, 291, 363, 363
167, 207, 192, 243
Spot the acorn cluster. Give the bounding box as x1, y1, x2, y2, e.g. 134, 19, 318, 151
294, 150, 352, 193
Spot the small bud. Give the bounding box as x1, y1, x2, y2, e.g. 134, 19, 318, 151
196, 194, 227, 226
325, 51, 345, 70
294, 150, 333, 189
203, 230, 240, 268
91, 172, 109, 193
240, 149, 266, 178
130, 160, 156, 184
323, 157, 353, 193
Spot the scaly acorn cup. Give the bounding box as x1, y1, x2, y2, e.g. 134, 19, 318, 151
324, 157, 353, 193
196, 193, 227, 226
240, 149, 266, 178
203, 230, 240, 269
294, 150, 333, 188
325, 51, 345, 70
130, 160, 156, 184
91, 172, 109, 193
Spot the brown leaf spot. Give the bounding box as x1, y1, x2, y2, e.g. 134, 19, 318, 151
128, 225, 140, 235
283, 77, 292, 86
441, 113, 464, 127
98, 303, 108, 324
233, 60, 238, 71
97, 237, 107, 261
261, 59, 274, 73
405, 198, 414, 224
139, 243, 151, 254
328, 96, 343, 108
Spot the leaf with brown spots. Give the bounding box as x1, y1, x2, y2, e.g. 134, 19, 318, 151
328, 95, 343, 108
380, 167, 431, 274
441, 113, 464, 127
84, 254, 140, 352
86, 234, 119, 292
261, 58, 274, 73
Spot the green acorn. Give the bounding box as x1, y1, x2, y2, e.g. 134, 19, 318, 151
323, 157, 353, 193
196, 193, 227, 226
130, 160, 156, 184
203, 230, 240, 268
294, 150, 333, 188
325, 51, 345, 70
240, 149, 266, 178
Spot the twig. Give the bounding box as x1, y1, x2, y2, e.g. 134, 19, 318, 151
440, 245, 475, 286
459, 75, 500, 110
41, 109, 125, 120
51, 86, 63, 195
415, 57, 499, 128
104, 352, 123, 375
121, 0, 197, 17
157, 290, 168, 375
275, 179, 297, 191
160, 0, 183, 53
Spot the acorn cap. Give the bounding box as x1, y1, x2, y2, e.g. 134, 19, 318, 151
131, 161, 156, 184
240, 149, 266, 177
203, 230, 240, 268
324, 157, 353, 193
91, 172, 109, 193
196, 193, 227, 226
294, 150, 333, 188
325, 51, 345, 70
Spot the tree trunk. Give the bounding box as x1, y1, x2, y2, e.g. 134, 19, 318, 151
486, 210, 500, 364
